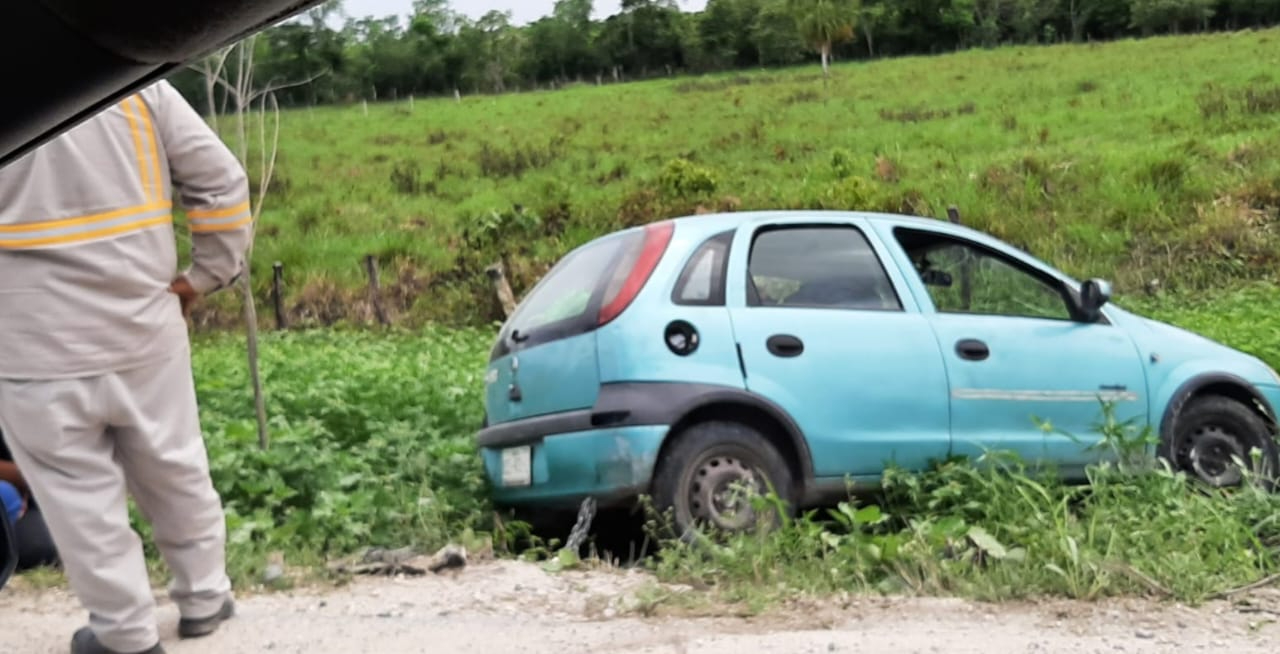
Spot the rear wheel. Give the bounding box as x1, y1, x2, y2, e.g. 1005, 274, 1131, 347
1169, 396, 1278, 489
651, 421, 795, 538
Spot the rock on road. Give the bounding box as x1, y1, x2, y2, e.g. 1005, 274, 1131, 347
2, 560, 1278, 653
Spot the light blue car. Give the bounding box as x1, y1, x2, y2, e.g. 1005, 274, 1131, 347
476, 211, 1280, 534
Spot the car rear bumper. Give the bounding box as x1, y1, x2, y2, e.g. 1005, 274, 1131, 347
480, 424, 668, 509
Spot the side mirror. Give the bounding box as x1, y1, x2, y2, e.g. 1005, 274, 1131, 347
1078, 278, 1112, 322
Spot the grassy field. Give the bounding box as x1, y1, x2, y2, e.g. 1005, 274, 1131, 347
20, 30, 1280, 610
195, 28, 1280, 329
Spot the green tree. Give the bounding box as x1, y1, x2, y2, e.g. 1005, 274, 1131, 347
788, 0, 860, 77
856, 0, 899, 56
1129, 0, 1216, 34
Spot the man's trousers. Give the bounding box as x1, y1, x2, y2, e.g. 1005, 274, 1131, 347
0, 349, 231, 651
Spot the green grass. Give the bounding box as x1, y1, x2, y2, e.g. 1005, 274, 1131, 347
198, 28, 1280, 329
171, 326, 495, 586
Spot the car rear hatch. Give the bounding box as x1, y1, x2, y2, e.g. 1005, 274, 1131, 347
484, 221, 675, 427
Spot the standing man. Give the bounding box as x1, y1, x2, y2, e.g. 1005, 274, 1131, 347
0, 79, 252, 654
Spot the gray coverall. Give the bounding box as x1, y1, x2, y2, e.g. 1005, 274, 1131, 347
0, 79, 251, 651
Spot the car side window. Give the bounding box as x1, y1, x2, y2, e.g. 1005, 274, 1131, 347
893, 228, 1072, 321
673, 230, 733, 306
747, 225, 902, 311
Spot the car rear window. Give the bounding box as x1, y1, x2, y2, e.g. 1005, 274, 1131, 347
506, 231, 637, 337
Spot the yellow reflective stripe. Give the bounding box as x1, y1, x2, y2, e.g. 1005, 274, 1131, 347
131, 96, 164, 204
0, 201, 171, 234
0, 214, 172, 249
190, 213, 253, 233
119, 99, 152, 202
188, 201, 251, 220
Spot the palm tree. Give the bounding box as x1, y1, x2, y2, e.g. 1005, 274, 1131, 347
787, 0, 859, 79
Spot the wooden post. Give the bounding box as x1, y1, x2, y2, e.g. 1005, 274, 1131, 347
485, 261, 517, 318
947, 206, 961, 224
364, 254, 390, 325
271, 261, 287, 330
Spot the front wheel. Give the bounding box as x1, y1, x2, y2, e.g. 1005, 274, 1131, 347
650, 421, 795, 538
1170, 396, 1279, 489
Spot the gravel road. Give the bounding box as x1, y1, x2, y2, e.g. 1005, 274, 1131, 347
3, 560, 1278, 653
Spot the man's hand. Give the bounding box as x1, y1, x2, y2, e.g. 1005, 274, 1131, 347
169, 275, 201, 318
0, 461, 27, 497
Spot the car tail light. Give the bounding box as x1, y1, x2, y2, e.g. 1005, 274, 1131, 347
598, 220, 674, 326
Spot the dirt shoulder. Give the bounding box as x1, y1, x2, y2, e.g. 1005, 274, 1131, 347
3, 560, 1279, 653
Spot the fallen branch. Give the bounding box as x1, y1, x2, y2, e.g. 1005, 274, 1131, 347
1211, 572, 1280, 601
327, 545, 468, 577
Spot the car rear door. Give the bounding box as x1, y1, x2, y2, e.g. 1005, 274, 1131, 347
724, 217, 953, 479
874, 223, 1150, 474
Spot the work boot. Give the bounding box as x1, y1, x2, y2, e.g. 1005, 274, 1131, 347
178, 597, 235, 639
69, 627, 164, 654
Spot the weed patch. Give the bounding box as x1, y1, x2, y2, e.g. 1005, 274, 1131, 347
878, 102, 977, 124
642, 403, 1280, 608
43, 286, 1276, 597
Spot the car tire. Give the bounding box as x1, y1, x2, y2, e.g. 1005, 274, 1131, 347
651, 420, 795, 539
1169, 395, 1279, 489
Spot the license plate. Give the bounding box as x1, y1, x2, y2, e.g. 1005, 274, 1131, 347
501, 446, 532, 487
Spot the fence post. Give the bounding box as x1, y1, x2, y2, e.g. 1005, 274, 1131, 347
364, 254, 390, 326
271, 261, 287, 330
486, 261, 517, 318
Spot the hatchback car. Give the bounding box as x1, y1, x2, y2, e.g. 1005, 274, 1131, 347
476, 210, 1280, 535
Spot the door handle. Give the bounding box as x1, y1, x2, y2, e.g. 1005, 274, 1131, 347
956, 338, 989, 361
766, 334, 804, 358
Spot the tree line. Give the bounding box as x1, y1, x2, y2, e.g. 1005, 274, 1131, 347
169, 0, 1280, 109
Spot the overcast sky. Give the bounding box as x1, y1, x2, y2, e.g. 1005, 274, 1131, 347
340, 0, 708, 25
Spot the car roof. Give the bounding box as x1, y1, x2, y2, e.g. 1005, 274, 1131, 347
663, 209, 1080, 286
667, 209, 993, 243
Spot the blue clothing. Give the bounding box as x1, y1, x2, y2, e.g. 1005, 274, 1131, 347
0, 480, 20, 524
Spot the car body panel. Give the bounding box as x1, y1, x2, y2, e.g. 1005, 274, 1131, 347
485, 332, 601, 426
477, 210, 1280, 514
922, 312, 1150, 475
728, 307, 953, 476
482, 424, 667, 508
721, 215, 952, 477
596, 220, 745, 390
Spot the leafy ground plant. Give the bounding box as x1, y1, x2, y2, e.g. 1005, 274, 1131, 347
20, 286, 1268, 599
179, 327, 496, 584
642, 400, 1280, 609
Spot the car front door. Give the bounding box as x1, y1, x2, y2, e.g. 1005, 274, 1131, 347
879, 224, 1149, 475
724, 219, 953, 479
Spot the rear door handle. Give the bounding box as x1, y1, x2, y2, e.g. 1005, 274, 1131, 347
956, 338, 989, 361
767, 334, 804, 358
